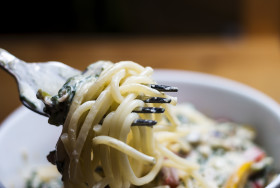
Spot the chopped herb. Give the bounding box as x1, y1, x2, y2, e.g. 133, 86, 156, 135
37, 62, 106, 126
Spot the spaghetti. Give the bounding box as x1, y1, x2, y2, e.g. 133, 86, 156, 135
46, 61, 201, 188
38, 61, 273, 188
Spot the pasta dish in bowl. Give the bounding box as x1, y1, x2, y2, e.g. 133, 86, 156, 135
0, 61, 279, 188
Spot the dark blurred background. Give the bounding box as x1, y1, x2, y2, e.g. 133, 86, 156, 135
1, 0, 279, 37
1, 0, 278, 36
0, 0, 244, 36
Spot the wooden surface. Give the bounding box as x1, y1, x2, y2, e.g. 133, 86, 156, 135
0, 35, 279, 124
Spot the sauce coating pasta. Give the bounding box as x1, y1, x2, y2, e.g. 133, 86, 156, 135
36, 61, 274, 188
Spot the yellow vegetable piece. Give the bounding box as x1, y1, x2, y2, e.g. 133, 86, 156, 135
224, 161, 253, 188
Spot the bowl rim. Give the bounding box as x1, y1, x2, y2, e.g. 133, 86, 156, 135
2, 69, 280, 128
153, 69, 280, 117
0, 106, 29, 138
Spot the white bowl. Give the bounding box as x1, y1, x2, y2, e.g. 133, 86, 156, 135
1, 70, 280, 187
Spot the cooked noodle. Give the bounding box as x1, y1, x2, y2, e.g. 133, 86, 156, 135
54, 61, 206, 188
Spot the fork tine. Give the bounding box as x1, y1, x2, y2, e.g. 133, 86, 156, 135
133, 107, 165, 113
150, 84, 178, 92
132, 84, 178, 127
131, 119, 157, 126
143, 97, 171, 103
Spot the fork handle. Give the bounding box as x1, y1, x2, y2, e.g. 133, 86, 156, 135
0, 48, 25, 78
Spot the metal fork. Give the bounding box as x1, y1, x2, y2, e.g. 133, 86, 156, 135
0, 48, 177, 126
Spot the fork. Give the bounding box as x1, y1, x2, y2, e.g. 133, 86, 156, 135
0, 48, 177, 126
